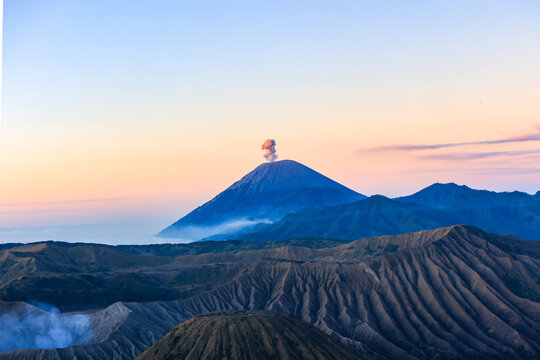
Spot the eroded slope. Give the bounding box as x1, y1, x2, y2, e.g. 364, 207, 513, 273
0, 225, 538, 360
136, 312, 365, 360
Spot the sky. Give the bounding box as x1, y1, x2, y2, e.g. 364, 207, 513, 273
1, 1, 540, 243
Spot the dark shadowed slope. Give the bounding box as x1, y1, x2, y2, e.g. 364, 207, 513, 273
397, 182, 540, 240
136, 312, 366, 360
0, 238, 348, 309
241, 195, 455, 241
0, 242, 182, 308
156, 160, 364, 240
2, 225, 539, 360
241, 183, 540, 242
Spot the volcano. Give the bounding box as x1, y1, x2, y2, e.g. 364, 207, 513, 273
156, 160, 364, 241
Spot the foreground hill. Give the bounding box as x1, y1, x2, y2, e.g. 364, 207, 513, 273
136, 312, 365, 360
156, 160, 364, 241
1, 225, 538, 359
242, 183, 540, 241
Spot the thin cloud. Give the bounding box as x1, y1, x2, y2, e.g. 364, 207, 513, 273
365, 126, 540, 153
420, 149, 540, 161
0, 194, 182, 208
465, 167, 540, 175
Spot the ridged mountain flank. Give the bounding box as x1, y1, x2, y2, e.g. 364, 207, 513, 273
156, 160, 364, 241
2, 225, 539, 360
136, 312, 366, 360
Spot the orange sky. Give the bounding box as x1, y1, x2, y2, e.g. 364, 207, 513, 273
2, 1, 540, 228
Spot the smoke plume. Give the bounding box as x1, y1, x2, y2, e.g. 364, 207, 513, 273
261, 139, 277, 162
0, 302, 93, 351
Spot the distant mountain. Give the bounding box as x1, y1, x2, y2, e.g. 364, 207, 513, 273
396, 183, 540, 240
394, 182, 475, 209
241, 195, 454, 242
241, 183, 540, 242
136, 312, 365, 360
156, 160, 365, 241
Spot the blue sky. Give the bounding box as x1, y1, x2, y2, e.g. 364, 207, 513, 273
2, 1, 540, 242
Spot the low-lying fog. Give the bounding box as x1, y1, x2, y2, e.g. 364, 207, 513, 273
0, 222, 168, 245
0, 302, 93, 351
0, 218, 272, 245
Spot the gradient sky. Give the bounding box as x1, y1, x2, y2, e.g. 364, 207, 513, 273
2, 1, 540, 239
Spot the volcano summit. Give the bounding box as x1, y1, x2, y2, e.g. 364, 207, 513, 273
156, 160, 365, 241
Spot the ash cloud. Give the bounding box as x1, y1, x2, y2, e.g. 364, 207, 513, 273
0, 302, 93, 351
261, 139, 278, 162
421, 149, 540, 161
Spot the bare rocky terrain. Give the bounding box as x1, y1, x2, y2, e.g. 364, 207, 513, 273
136, 312, 366, 360
0, 225, 538, 359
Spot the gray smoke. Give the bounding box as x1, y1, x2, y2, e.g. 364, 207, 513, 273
261, 139, 277, 162
0, 302, 93, 351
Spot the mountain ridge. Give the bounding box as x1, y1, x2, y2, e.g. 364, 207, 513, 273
241, 183, 540, 241
1, 225, 539, 360
240, 195, 456, 242
397, 182, 539, 208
